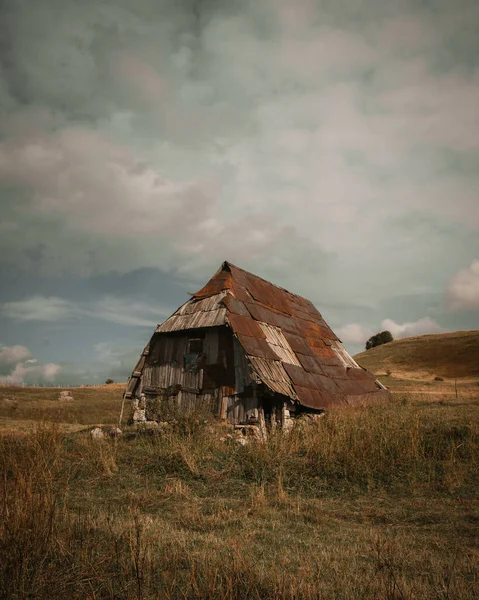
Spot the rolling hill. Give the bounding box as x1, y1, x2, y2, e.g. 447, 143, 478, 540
354, 330, 479, 379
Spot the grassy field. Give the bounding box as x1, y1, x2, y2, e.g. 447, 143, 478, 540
0, 380, 478, 599
354, 330, 479, 380
0, 383, 124, 434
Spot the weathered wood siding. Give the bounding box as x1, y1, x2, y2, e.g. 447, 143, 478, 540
135, 326, 263, 425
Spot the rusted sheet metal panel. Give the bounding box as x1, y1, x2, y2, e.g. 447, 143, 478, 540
221, 294, 251, 317
248, 357, 297, 399
288, 307, 323, 324
345, 367, 376, 381
227, 263, 251, 289
303, 336, 326, 348
282, 332, 312, 355
244, 302, 279, 325
270, 312, 302, 336
193, 269, 233, 299
236, 334, 280, 360
227, 313, 266, 338
304, 340, 339, 360
293, 386, 339, 409
321, 365, 348, 379
283, 363, 341, 394
228, 263, 293, 314
335, 378, 379, 395
258, 322, 301, 366
156, 308, 227, 332
247, 279, 291, 314
230, 281, 252, 302
296, 318, 323, 336
245, 303, 301, 336
319, 325, 339, 341
295, 353, 326, 375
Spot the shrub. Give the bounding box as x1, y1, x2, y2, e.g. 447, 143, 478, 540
365, 330, 394, 350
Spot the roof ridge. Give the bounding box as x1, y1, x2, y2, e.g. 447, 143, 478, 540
223, 261, 308, 303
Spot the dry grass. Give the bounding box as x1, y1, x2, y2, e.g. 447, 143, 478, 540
0, 384, 124, 433
354, 330, 479, 380
0, 387, 478, 599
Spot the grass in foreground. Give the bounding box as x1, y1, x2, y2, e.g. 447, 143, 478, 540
1, 393, 478, 599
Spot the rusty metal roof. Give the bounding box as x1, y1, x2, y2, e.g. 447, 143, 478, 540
133, 261, 389, 410
214, 262, 388, 410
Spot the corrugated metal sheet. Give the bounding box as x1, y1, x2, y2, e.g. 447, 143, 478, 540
176, 292, 227, 315
156, 308, 227, 332
247, 357, 298, 399
258, 322, 301, 366
331, 340, 361, 368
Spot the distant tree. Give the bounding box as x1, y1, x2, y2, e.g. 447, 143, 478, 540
105, 378, 115, 385
365, 330, 394, 350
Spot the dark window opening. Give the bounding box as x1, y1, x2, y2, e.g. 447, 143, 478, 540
184, 337, 205, 373
187, 338, 203, 354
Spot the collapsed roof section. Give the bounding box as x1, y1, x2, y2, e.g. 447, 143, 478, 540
127, 261, 389, 409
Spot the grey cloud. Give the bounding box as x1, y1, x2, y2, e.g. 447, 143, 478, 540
381, 317, 446, 338
446, 259, 479, 311
337, 316, 447, 351
0, 344, 32, 365
1, 295, 171, 327
0, 343, 61, 384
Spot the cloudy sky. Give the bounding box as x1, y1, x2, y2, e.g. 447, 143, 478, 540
0, 0, 478, 385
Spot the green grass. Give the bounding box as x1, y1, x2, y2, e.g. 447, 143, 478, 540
1, 388, 478, 599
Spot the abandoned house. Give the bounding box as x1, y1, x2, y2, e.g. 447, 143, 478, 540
124, 261, 389, 430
